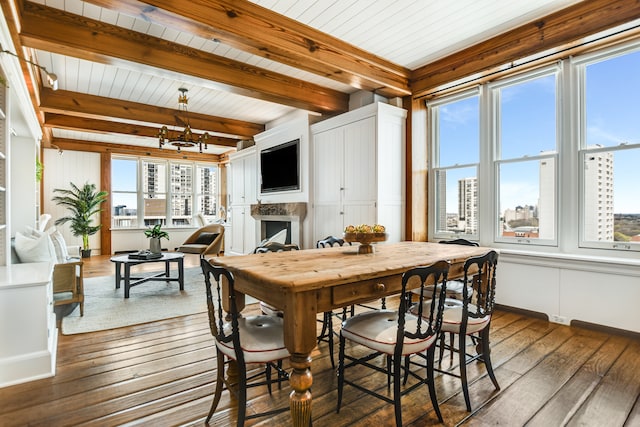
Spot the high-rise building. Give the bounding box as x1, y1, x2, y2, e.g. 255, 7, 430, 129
458, 177, 478, 234
583, 149, 614, 241
538, 157, 556, 239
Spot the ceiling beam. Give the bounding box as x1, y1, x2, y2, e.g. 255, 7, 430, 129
52, 137, 222, 162
20, 1, 349, 114
44, 113, 239, 148
411, 0, 640, 96
40, 89, 264, 139
81, 0, 411, 98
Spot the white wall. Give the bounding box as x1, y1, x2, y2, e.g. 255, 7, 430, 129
10, 136, 37, 235
42, 149, 102, 253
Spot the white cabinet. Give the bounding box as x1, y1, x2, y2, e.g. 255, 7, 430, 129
311, 102, 406, 244
0, 262, 57, 387
228, 148, 257, 255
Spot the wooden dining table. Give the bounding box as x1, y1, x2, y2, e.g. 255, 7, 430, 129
209, 240, 492, 427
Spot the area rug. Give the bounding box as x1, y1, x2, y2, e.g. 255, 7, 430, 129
61, 266, 210, 335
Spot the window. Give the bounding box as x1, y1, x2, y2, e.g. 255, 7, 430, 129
196, 165, 218, 221
112, 158, 138, 228
428, 39, 640, 254
578, 47, 640, 249
429, 90, 480, 239
170, 164, 193, 226
112, 156, 219, 229
491, 68, 559, 245
143, 161, 167, 227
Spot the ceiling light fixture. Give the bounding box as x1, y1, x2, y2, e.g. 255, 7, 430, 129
158, 88, 209, 153
0, 43, 58, 90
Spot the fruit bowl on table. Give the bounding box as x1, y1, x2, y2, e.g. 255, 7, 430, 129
343, 232, 388, 254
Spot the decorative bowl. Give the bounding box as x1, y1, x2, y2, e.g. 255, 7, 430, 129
343, 232, 388, 254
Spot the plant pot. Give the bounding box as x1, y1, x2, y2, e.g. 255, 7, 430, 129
149, 237, 162, 254
81, 249, 92, 258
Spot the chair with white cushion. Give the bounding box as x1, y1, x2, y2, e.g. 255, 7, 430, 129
410, 250, 500, 412
336, 260, 450, 427
200, 259, 290, 426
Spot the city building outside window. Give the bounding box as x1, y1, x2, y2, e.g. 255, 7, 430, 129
111, 156, 219, 229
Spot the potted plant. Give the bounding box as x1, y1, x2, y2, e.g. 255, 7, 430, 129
144, 224, 169, 253
52, 182, 108, 258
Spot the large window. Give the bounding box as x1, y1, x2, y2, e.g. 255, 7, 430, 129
578, 47, 640, 249
112, 158, 138, 228
429, 90, 480, 239
428, 39, 640, 254
112, 156, 219, 229
491, 68, 558, 245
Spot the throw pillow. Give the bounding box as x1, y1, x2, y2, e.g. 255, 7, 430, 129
194, 232, 218, 245
14, 230, 57, 264
50, 229, 70, 263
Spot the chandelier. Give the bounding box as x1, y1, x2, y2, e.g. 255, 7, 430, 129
158, 88, 210, 153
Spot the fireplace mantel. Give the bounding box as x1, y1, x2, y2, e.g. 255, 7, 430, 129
250, 202, 307, 219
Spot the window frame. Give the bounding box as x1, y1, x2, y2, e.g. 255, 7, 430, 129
428, 87, 481, 242
111, 155, 219, 230
573, 41, 640, 252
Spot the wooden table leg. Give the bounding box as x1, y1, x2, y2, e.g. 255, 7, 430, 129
289, 353, 312, 427
283, 291, 317, 427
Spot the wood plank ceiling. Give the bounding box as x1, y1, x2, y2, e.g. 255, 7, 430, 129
1, 0, 639, 161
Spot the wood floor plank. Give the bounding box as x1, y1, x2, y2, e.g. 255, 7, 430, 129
464, 333, 608, 425
526, 334, 630, 426
567, 339, 640, 426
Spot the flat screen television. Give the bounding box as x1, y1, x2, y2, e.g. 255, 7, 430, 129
260, 139, 300, 193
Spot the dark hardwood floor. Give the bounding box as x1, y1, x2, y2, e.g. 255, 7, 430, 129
1, 255, 639, 426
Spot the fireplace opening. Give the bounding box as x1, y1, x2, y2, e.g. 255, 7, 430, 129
262, 220, 292, 244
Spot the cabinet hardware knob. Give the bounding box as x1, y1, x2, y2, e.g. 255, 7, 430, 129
375, 283, 385, 292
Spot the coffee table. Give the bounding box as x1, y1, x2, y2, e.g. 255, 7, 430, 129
110, 252, 185, 298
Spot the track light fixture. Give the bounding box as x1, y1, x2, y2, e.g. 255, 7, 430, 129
0, 43, 58, 90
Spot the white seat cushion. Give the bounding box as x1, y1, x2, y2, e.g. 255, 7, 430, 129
341, 309, 438, 356
216, 315, 289, 364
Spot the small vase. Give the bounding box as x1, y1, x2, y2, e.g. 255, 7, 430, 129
149, 237, 162, 254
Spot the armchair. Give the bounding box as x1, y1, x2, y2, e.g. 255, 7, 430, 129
52, 259, 84, 316
177, 223, 225, 257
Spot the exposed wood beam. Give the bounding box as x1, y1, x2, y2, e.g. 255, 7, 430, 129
40, 89, 262, 139
411, 0, 640, 96
52, 138, 223, 162
44, 113, 239, 148
81, 0, 411, 98
20, 1, 349, 114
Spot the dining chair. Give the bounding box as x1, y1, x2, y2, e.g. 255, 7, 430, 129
252, 242, 300, 316
200, 259, 290, 426
336, 260, 450, 427
409, 250, 500, 412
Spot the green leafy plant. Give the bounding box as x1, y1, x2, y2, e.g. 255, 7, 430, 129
144, 224, 170, 240
35, 159, 44, 182
52, 182, 108, 251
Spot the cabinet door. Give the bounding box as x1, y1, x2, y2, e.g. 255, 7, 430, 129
230, 160, 246, 205
343, 117, 376, 204
313, 127, 343, 204
313, 203, 342, 243
230, 207, 245, 254
243, 154, 257, 204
